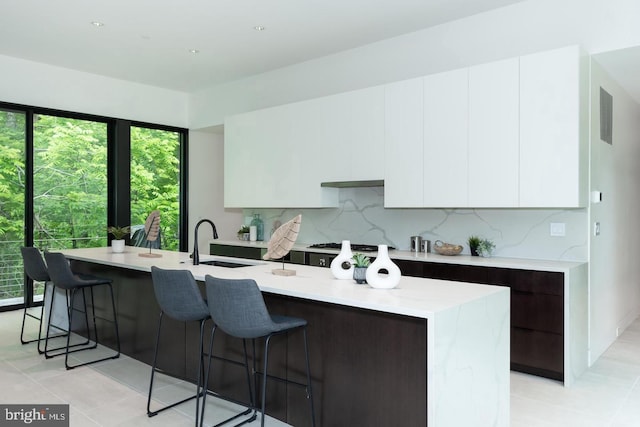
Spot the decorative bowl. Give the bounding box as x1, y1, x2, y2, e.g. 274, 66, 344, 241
433, 240, 463, 256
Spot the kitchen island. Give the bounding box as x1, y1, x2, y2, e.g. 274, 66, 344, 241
61, 246, 510, 427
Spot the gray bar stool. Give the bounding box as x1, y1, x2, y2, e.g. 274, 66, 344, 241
43, 252, 120, 369
202, 275, 316, 427
148, 266, 211, 426
148, 267, 253, 427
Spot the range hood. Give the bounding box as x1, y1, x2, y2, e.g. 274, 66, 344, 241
321, 180, 384, 188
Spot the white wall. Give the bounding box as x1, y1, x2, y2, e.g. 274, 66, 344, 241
188, 130, 243, 255
589, 59, 640, 361
188, 0, 640, 129
0, 54, 188, 127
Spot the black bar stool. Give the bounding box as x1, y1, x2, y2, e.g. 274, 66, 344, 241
43, 252, 120, 369
202, 275, 316, 427
19, 247, 53, 352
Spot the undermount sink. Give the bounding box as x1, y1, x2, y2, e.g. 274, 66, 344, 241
198, 259, 261, 268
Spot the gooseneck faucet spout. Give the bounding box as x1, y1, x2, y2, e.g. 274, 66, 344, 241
193, 219, 218, 265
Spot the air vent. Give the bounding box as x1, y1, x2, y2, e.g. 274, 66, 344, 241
600, 87, 613, 145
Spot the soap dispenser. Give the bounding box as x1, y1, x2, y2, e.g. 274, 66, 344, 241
250, 214, 264, 241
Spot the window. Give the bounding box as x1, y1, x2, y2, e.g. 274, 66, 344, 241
130, 126, 182, 250
0, 109, 27, 306
0, 102, 187, 310
33, 114, 108, 250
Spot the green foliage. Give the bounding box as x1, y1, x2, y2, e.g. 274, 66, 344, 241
33, 115, 108, 250
476, 239, 496, 257
351, 253, 371, 268
108, 225, 131, 240
0, 112, 183, 300
130, 126, 181, 250
467, 235, 481, 250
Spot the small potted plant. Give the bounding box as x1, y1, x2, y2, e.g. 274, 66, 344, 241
351, 253, 371, 284
476, 239, 496, 258
107, 225, 130, 253
237, 225, 250, 241
468, 235, 481, 256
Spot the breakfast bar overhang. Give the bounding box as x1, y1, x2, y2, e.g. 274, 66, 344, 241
60, 247, 510, 427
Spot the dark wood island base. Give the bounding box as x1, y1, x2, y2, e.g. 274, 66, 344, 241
70, 260, 427, 426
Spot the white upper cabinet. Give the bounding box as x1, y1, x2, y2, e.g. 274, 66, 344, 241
225, 46, 585, 209
224, 86, 384, 208
224, 103, 338, 208
423, 68, 469, 207
519, 46, 587, 207
384, 78, 424, 208
468, 57, 520, 207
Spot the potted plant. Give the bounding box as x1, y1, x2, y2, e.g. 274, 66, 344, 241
476, 239, 496, 258
351, 253, 371, 284
107, 225, 130, 253
237, 225, 250, 241
468, 235, 481, 256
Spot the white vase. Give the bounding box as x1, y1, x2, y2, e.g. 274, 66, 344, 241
111, 239, 125, 253
366, 245, 401, 289
330, 240, 354, 280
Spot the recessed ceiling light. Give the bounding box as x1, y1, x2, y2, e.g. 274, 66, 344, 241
91, 21, 105, 27
188, 49, 200, 54
253, 25, 266, 31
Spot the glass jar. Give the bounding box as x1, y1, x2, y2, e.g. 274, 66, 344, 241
250, 214, 264, 241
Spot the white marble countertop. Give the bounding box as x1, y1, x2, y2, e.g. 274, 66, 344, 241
60, 246, 508, 320
211, 239, 586, 273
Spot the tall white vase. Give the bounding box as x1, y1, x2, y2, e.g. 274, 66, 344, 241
366, 245, 401, 289
330, 240, 354, 280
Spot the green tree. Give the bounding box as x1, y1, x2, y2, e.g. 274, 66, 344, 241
130, 127, 180, 250
33, 115, 107, 250
0, 111, 26, 299
0, 112, 183, 300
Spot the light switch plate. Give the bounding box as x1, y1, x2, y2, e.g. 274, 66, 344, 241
550, 222, 566, 237
594, 222, 601, 236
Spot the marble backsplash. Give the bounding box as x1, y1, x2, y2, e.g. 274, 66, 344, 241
244, 186, 588, 262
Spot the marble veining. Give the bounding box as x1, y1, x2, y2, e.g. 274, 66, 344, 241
244, 187, 588, 261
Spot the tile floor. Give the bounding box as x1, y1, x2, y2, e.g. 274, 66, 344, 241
1, 308, 639, 426
0, 308, 287, 426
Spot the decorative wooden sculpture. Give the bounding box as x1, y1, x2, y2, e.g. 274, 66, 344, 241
138, 210, 162, 258
263, 214, 301, 276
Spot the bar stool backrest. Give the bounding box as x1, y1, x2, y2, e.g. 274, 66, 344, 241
20, 247, 50, 282
150, 266, 209, 322
44, 252, 81, 290
204, 275, 277, 339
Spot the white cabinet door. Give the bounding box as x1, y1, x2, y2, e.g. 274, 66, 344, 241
423, 68, 469, 207
322, 86, 385, 182
224, 109, 278, 208
519, 46, 586, 207
468, 58, 520, 207
384, 78, 424, 207
224, 86, 384, 208
224, 103, 338, 208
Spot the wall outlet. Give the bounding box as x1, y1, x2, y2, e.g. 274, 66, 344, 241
594, 222, 601, 236
550, 222, 566, 237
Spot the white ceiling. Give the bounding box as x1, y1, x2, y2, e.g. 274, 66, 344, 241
0, 0, 527, 93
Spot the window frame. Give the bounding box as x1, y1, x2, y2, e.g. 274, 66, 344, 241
0, 101, 188, 311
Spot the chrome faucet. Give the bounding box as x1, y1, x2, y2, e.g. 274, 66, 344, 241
193, 219, 218, 265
